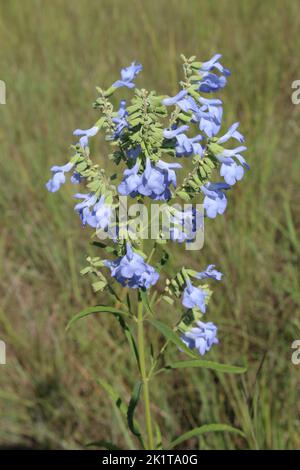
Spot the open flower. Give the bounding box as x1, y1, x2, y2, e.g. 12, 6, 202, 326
181, 321, 218, 356
182, 279, 207, 313
194, 265, 223, 281
201, 182, 230, 218
197, 54, 230, 93
169, 207, 203, 243
195, 97, 223, 138
118, 159, 181, 201
112, 62, 142, 89
45, 162, 74, 193
163, 126, 203, 157
73, 126, 99, 148
112, 100, 128, 139
217, 122, 245, 144
104, 242, 159, 289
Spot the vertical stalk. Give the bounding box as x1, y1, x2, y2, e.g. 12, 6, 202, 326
137, 291, 154, 450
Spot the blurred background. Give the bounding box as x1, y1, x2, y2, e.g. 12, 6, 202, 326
0, 0, 300, 450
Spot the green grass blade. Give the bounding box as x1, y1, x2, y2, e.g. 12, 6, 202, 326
169, 423, 246, 449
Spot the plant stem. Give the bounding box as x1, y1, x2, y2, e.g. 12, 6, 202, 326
137, 292, 154, 450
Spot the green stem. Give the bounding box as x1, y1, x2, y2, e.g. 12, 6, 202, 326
137, 292, 154, 450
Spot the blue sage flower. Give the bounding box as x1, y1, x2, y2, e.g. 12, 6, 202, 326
220, 161, 245, 185
45, 162, 74, 193
216, 146, 249, 185
198, 73, 227, 93
163, 91, 200, 115
195, 97, 223, 138
118, 161, 142, 197
118, 159, 181, 201
181, 321, 218, 356
73, 126, 99, 148
199, 54, 230, 75
201, 182, 230, 219
217, 122, 244, 144
169, 207, 203, 243
163, 126, 203, 157
182, 279, 207, 313
104, 242, 159, 289
162, 90, 188, 107
112, 62, 142, 89
74, 193, 98, 225
74, 193, 112, 230
194, 265, 223, 281
112, 100, 128, 138
197, 54, 230, 93
70, 171, 83, 185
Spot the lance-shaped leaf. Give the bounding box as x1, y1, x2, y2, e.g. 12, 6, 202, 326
127, 381, 143, 437
162, 360, 247, 374
66, 305, 129, 331
169, 423, 245, 449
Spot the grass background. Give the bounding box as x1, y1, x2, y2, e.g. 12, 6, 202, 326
0, 0, 300, 449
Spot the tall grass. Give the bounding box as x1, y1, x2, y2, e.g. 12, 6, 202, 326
0, 0, 300, 449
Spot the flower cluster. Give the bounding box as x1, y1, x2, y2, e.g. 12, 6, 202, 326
104, 242, 159, 289
46, 54, 249, 357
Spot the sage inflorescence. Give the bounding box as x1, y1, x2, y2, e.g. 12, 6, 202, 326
46, 54, 249, 449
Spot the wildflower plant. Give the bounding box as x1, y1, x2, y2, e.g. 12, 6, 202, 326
46, 55, 249, 450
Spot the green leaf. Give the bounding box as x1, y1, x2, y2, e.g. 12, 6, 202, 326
86, 440, 122, 450
127, 381, 142, 437
163, 360, 247, 374
169, 423, 245, 449
147, 319, 197, 359
66, 306, 129, 331
118, 316, 140, 371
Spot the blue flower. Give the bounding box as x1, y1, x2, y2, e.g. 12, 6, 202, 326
198, 73, 227, 93
194, 264, 223, 281
74, 193, 112, 230
220, 161, 245, 185
139, 159, 181, 200
118, 159, 181, 201
216, 146, 249, 185
112, 62, 142, 89
197, 54, 230, 93
163, 126, 203, 157
73, 126, 99, 148
45, 162, 74, 193
112, 100, 128, 138
175, 134, 204, 157
195, 97, 223, 138
163, 125, 189, 139
201, 182, 230, 218
118, 161, 142, 197
181, 321, 218, 356
162, 90, 188, 106
182, 279, 207, 313
74, 193, 98, 225
104, 242, 159, 289
217, 122, 244, 144
170, 207, 203, 243
70, 171, 83, 184
163, 91, 200, 115
199, 54, 230, 75
126, 146, 141, 160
